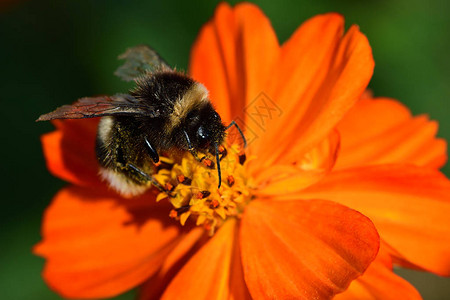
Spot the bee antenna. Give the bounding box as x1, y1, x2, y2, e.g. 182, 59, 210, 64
214, 143, 222, 188
226, 121, 247, 148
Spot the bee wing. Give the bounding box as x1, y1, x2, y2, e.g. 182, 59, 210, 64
36, 94, 160, 121
114, 45, 171, 82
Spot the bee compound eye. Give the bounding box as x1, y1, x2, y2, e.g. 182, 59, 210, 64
197, 126, 210, 140
197, 126, 211, 149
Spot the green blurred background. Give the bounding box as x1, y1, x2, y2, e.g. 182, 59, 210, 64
1, 0, 449, 299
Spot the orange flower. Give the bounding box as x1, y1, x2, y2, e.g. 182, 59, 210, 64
34, 3, 450, 300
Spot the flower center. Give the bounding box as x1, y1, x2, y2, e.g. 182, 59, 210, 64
154, 144, 255, 235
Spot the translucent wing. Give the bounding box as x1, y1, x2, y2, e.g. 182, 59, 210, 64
36, 94, 160, 121
114, 45, 171, 81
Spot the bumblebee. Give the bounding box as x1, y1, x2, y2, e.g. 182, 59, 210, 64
38, 45, 245, 197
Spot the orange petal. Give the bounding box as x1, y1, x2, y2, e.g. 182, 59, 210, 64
335, 244, 421, 300
335, 97, 447, 170
41, 118, 102, 186
190, 3, 234, 122
138, 227, 206, 300
295, 165, 450, 276
240, 199, 379, 300
254, 130, 340, 196
161, 219, 251, 300
34, 186, 181, 298
253, 15, 374, 167
189, 2, 280, 152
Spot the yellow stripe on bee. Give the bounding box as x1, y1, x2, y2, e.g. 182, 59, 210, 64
167, 82, 209, 132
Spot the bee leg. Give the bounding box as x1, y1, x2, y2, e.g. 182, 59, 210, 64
191, 150, 210, 164
226, 121, 247, 148
127, 163, 173, 196
214, 143, 222, 188
183, 131, 221, 188
144, 137, 160, 163
218, 145, 227, 161
183, 130, 206, 162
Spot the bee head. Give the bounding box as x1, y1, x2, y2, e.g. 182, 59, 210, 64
183, 102, 226, 153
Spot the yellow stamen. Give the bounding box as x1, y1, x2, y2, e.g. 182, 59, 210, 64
155, 144, 255, 235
